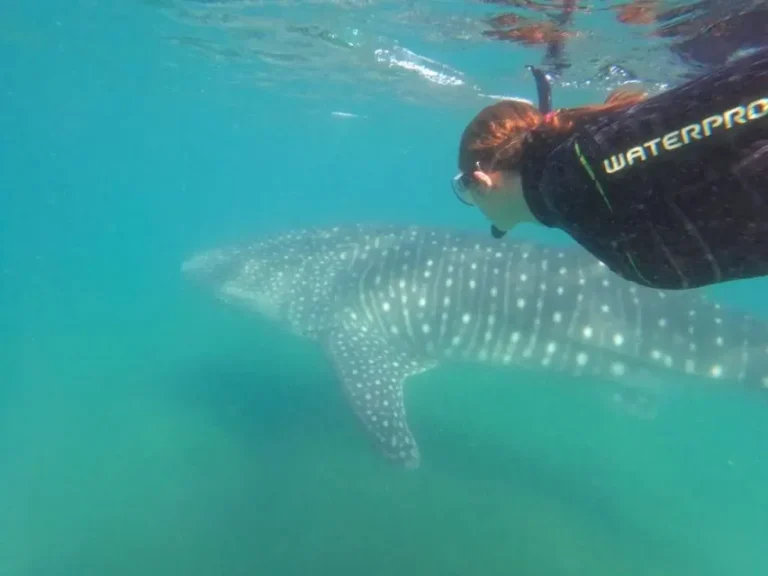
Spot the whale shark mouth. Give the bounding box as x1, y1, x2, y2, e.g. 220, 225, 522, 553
219, 282, 281, 322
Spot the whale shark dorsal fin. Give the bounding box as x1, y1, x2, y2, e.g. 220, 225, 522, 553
323, 323, 435, 469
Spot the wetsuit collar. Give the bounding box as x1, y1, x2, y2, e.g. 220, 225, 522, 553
519, 130, 562, 228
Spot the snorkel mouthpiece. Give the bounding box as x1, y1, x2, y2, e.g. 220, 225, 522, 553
490, 225, 507, 239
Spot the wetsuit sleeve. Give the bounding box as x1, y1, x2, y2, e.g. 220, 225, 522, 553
532, 47, 768, 289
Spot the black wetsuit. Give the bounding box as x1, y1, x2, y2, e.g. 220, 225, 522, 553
520, 48, 768, 290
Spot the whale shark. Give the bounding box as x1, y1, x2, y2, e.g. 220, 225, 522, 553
182, 223, 768, 468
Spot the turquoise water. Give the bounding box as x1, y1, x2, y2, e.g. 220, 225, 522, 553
2, 2, 767, 575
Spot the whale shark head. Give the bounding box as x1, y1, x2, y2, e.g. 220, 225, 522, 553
182, 225, 404, 335
183, 223, 768, 469
182, 245, 285, 323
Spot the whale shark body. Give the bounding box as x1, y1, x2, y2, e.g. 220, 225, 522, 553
182, 224, 768, 468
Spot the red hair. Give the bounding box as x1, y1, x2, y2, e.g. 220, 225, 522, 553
458, 88, 648, 174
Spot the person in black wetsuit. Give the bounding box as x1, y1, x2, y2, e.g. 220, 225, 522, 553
452, 48, 768, 290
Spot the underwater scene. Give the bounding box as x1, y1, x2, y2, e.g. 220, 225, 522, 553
1, 1, 767, 575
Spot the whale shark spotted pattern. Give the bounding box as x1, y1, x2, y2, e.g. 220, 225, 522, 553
182, 224, 768, 468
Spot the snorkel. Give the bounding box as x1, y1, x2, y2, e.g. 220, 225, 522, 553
526, 64, 553, 115
489, 65, 553, 240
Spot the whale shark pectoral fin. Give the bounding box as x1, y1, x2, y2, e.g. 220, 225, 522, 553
323, 324, 435, 470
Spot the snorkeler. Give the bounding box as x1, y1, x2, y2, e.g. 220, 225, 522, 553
452, 48, 768, 290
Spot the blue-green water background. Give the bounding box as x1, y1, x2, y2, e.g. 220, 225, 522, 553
1, 2, 767, 575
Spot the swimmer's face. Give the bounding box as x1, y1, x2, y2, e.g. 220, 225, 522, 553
451, 166, 532, 233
